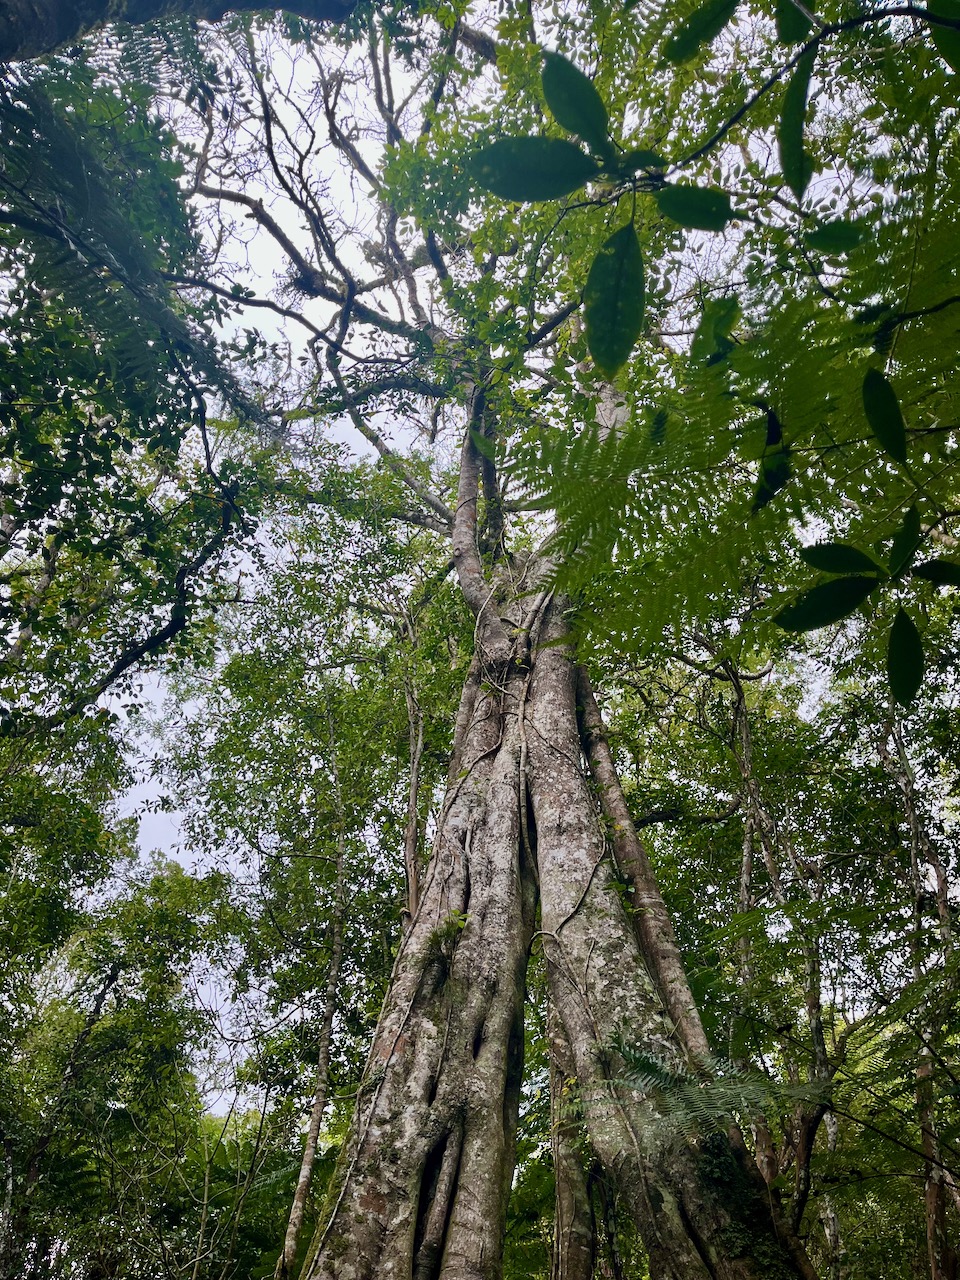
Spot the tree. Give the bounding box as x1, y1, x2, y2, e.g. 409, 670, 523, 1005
5, 0, 960, 1275
160, 8, 835, 1275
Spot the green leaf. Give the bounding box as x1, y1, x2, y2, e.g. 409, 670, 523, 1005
752, 447, 791, 512
889, 505, 922, 575
773, 576, 878, 630
468, 138, 599, 201
583, 221, 645, 377
805, 219, 865, 254
541, 52, 610, 154
655, 184, 733, 231
779, 50, 815, 201
691, 294, 739, 362
664, 0, 739, 63
862, 368, 907, 463
928, 0, 960, 73
799, 542, 886, 575
912, 557, 960, 585
887, 607, 924, 707
619, 148, 667, 173
776, 0, 813, 43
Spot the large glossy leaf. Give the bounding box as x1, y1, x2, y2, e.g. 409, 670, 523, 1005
776, 0, 812, 43
664, 0, 739, 62
773, 576, 878, 630
889, 505, 922, 575
620, 148, 667, 173
912, 557, 960, 585
862, 367, 907, 463
887, 607, 924, 707
583, 221, 645, 377
541, 52, 610, 154
752, 448, 791, 512
655, 184, 733, 230
779, 50, 815, 201
799, 542, 885, 575
805, 219, 865, 254
468, 138, 599, 201
929, 0, 960, 72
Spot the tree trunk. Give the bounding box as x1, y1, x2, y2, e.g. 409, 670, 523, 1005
0, 0, 352, 63
526, 608, 815, 1280
302, 604, 539, 1280
303, 560, 817, 1279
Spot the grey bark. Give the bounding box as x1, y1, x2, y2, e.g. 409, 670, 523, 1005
526, 611, 816, 1280
575, 669, 711, 1067
301, 600, 538, 1280
302, 574, 818, 1279
0, 0, 353, 63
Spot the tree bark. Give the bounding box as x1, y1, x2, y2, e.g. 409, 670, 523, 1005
575, 669, 711, 1067
549, 1006, 596, 1280
526, 609, 816, 1280
303, 580, 817, 1280
0, 0, 353, 63
302, 605, 538, 1280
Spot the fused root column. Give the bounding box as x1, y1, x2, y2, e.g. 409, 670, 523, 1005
303, 581, 816, 1280
303, 636, 536, 1280
526, 612, 815, 1280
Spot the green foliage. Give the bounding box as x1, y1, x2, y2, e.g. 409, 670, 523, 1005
0, 52, 279, 738
664, 0, 739, 63
778, 49, 815, 201
6, 2, 960, 1275
541, 51, 611, 155
887, 606, 924, 707
583, 221, 645, 376
654, 182, 733, 230
773, 576, 878, 631
467, 138, 600, 201
862, 368, 908, 465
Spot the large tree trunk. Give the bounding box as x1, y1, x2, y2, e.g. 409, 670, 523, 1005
303, 560, 817, 1279
301, 601, 539, 1280
526, 607, 815, 1280
0, 0, 352, 63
